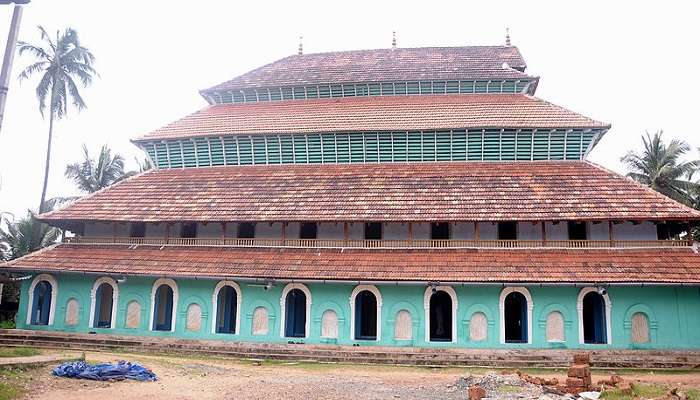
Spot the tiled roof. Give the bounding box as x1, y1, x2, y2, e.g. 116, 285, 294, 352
136, 94, 608, 141
5, 244, 700, 283
39, 161, 700, 223
202, 46, 532, 93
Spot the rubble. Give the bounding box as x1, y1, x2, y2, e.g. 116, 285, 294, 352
456, 372, 574, 400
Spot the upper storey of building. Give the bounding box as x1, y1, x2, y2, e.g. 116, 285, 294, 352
134, 44, 609, 168
199, 46, 537, 104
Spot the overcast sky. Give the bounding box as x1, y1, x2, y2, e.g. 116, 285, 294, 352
0, 0, 698, 219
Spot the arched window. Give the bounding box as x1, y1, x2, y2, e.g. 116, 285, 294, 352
150, 278, 178, 332
350, 285, 382, 341
27, 274, 57, 326
499, 287, 532, 344
89, 277, 118, 329
280, 283, 311, 338
424, 286, 457, 342
212, 281, 241, 334
577, 287, 611, 345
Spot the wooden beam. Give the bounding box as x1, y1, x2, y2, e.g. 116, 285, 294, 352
408, 222, 414, 243
165, 223, 171, 241
474, 222, 480, 241
282, 222, 287, 244
608, 220, 614, 244
112, 222, 118, 240
343, 222, 349, 243
221, 222, 226, 241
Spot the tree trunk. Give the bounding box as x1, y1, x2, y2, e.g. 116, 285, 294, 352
38, 107, 54, 214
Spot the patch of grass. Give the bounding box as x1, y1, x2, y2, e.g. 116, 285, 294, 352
0, 367, 29, 400
686, 388, 700, 400
631, 383, 667, 398
601, 383, 669, 400
497, 385, 522, 393
0, 348, 40, 358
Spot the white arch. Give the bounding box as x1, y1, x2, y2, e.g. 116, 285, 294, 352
211, 281, 242, 334
279, 283, 312, 338
499, 286, 533, 344
88, 277, 119, 329
577, 287, 612, 345
149, 278, 179, 332
26, 274, 58, 326
349, 284, 382, 341
423, 286, 458, 343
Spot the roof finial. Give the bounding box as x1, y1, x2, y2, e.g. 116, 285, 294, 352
298, 36, 303, 55
392, 31, 397, 49
505, 28, 511, 46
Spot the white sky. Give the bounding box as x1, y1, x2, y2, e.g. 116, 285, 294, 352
0, 0, 698, 219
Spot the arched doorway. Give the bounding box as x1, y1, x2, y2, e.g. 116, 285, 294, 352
216, 285, 238, 334
504, 291, 528, 343
583, 291, 607, 344
93, 282, 114, 328
284, 289, 307, 338
355, 290, 377, 340
153, 284, 174, 331
429, 291, 452, 342
31, 281, 52, 325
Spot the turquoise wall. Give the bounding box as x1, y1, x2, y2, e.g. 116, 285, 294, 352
15, 274, 700, 349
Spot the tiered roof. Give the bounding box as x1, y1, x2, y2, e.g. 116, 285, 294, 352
201, 46, 535, 101
136, 95, 607, 141
40, 161, 700, 224
8, 245, 700, 284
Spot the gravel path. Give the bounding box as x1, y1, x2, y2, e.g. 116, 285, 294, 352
16, 351, 700, 400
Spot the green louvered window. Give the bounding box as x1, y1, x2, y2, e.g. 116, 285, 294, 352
142, 128, 604, 168
210, 138, 225, 166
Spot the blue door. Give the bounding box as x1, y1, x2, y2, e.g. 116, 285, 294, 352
284, 289, 306, 338
31, 281, 52, 325
153, 285, 174, 331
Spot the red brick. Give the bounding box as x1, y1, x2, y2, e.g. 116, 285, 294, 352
469, 385, 486, 400
567, 365, 590, 378
573, 353, 590, 365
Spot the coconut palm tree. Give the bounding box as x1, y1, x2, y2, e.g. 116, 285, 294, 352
0, 211, 59, 261
17, 26, 97, 213
621, 131, 700, 205
65, 144, 130, 193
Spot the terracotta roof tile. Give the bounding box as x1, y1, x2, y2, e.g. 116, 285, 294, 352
5, 244, 700, 284
136, 95, 608, 141
39, 161, 700, 223
203, 46, 532, 93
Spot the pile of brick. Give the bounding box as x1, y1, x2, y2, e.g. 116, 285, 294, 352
565, 353, 592, 394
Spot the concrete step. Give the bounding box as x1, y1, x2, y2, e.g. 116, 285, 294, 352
1, 329, 698, 369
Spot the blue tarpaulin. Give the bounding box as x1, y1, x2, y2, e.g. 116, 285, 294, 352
52, 361, 157, 382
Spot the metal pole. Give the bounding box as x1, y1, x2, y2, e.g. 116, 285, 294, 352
0, 4, 24, 135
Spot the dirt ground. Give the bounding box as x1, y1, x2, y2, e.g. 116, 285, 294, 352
14, 351, 700, 400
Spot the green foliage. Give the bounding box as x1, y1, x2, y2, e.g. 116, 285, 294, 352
17, 26, 96, 119
0, 211, 59, 261
621, 131, 700, 206
16, 25, 97, 215
0, 347, 39, 358
65, 144, 130, 193
0, 320, 15, 329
